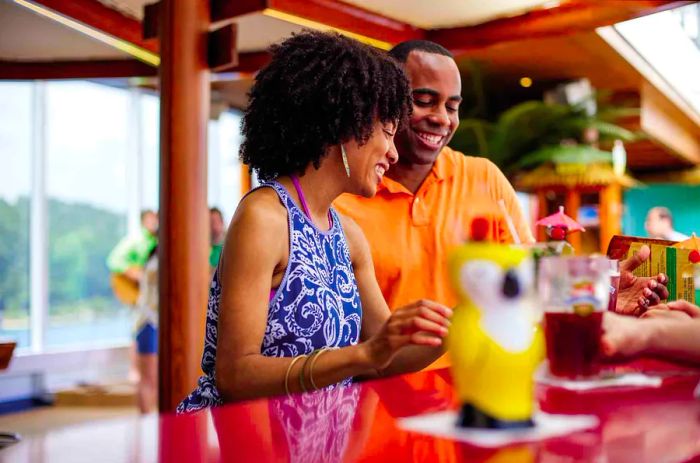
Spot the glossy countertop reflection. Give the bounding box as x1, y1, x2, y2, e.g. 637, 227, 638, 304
2, 362, 700, 463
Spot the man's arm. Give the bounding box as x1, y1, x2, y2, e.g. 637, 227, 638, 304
603, 311, 700, 364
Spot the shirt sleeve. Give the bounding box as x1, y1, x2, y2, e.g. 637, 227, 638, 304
106, 236, 138, 273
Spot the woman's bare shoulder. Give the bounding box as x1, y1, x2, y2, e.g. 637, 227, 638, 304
231, 187, 287, 232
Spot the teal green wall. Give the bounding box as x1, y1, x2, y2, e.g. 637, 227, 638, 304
623, 184, 700, 237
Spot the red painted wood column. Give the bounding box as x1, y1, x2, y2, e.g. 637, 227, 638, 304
158, 0, 210, 412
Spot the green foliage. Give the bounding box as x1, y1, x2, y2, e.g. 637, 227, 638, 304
48, 199, 126, 308
0, 198, 30, 312
0, 197, 126, 316
512, 145, 613, 171
449, 92, 642, 174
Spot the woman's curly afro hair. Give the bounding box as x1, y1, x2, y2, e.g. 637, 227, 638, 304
241, 30, 412, 181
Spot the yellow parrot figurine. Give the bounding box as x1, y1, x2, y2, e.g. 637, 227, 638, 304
447, 217, 544, 429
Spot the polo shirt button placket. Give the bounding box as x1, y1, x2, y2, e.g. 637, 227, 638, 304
411, 195, 428, 226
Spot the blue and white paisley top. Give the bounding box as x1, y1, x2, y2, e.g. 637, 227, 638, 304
178, 181, 362, 413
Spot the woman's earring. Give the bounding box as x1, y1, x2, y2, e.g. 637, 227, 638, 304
341, 144, 351, 178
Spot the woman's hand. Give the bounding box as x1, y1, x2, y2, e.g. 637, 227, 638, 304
361, 299, 452, 371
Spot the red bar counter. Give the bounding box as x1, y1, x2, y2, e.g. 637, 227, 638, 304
2, 362, 700, 462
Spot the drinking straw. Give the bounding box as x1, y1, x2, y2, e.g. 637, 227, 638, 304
498, 199, 521, 245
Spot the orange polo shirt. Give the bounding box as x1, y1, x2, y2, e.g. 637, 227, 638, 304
334, 147, 534, 369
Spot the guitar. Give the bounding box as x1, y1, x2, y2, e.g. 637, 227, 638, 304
110, 272, 140, 306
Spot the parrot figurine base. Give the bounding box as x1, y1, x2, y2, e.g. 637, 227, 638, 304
458, 404, 534, 429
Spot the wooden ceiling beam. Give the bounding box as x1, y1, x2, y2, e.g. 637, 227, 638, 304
210, 0, 266, 23
428, 0, 694, 55
214, 51, 270, 74
208, 24, 239, 71
641, 81, 700, 166
196, 0, 424, 46
0, 59, 157, 79
0, 52, 268, 80
29, 0, 158, 53
266, 0, 422, 46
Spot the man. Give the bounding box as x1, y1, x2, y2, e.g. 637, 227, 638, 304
335, 40, 667, 369
645, 206, 689, 241
107, 209, 159, 297
335, 40, 534, 317
106, 209, 158, 384
209, 207, 226, 272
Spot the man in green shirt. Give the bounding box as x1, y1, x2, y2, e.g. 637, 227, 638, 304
107, 210, 158, 304
209, 207, 225, 271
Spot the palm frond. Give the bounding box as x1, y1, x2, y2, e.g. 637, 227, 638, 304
511, 145, 612, 171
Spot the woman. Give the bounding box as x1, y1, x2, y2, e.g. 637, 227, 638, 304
179, 31, 452, 412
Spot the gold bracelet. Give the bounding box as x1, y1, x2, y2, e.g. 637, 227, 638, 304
309, 347, 332, 391
300, 349, 322, 393
284, 355, 306, 396
300, 349, 323, 393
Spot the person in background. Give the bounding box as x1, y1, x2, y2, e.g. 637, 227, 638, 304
106, 210, 158, 383
135, 246, 158, 413
107, 210, 159, 288
645, 206, 689, 241
209, 207, 226, 273
178, 31, 451, 413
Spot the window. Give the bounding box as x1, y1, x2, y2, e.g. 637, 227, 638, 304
208, 110, 244, 224
45, 81, 131, 348
616, 6, 700, 114
1, 79, 244, 354
0, 82, 32, 349
141, 92, 160, 212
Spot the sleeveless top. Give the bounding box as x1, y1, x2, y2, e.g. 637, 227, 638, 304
177, 180, 362, 413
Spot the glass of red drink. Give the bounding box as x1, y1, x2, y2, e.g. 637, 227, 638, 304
538, 256, 610, 379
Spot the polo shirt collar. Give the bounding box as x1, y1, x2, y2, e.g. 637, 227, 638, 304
377, 147, 456, 195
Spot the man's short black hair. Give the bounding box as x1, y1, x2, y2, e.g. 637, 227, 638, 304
388, 40, 453, 63
209, 207, 223, 218
241, 30, 412, 182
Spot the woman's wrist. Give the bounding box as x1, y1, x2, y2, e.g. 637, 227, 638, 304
354, 340, 383, 375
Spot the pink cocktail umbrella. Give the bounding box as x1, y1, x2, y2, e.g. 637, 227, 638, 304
536, 206, 585, 240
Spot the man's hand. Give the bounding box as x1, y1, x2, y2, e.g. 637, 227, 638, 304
615, 245, 669, 316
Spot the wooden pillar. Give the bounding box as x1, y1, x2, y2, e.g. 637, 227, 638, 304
158, 0, 210, 412
565, 189, 581, 254
600, 183, 622, 253
536, 190, 548, 242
